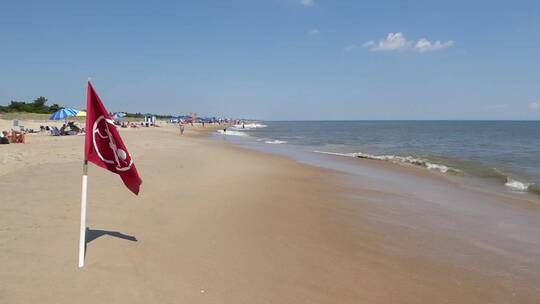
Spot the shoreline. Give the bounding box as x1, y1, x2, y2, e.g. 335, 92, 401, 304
216, 128, 540, 207
220, 120, 540, 199
1, 119, 539, 303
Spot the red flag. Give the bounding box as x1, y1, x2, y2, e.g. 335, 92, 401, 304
85, 81, 142, 195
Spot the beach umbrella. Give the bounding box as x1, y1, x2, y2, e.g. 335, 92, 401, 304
76, 110, 87, 117
49, 108, 79, 120
111, 112, 125, 121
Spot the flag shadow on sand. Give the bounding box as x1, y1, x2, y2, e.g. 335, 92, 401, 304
84, 228, 137, 257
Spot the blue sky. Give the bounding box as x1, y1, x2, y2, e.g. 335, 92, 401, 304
1, 0, 539, 120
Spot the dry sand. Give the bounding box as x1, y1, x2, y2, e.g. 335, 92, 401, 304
1, 119, 539, 303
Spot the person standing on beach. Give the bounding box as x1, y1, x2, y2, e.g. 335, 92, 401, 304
179, 122, 185, 136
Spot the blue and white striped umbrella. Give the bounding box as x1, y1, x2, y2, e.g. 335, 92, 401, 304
49, 108, 79, 120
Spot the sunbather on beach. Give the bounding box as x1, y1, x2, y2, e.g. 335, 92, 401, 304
67, 122, 81, 133
59, 124, 75, 136
0, 131, 10, 144
59, 124, 67, 135
10, 130, 25, 143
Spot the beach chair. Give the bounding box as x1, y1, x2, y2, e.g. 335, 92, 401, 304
50, 126, 61, 136
11, 119, 25, 132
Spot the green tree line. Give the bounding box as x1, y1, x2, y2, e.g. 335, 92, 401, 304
0, 97, 62, 113
1, 97, 177, 119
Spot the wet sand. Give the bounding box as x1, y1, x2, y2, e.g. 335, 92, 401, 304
1, 120, 539, 303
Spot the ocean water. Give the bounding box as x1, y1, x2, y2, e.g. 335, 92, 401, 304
221, 121, 540, 195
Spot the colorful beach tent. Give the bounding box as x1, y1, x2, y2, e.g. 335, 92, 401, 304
49, 108, 79, 120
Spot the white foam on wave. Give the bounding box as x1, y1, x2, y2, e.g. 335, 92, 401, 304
265, 140, 288, 145
313, 151, 356, 157
314, 151, 537, 194
425, 162, 450, 173
217, 130, 248, 137
313, 150, 457, 174
504, 178, 530, 191
233, 123, 267, 130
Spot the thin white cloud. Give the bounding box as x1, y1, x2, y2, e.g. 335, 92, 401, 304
530, 102, 540, 110
308, 28, 320, 35
361, 32, 454, 53
415, 38, 455, 52
366, 32, 411, 51
301, 0, 315, 7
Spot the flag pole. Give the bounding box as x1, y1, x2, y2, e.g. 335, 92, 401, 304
79, 77, 91, 268
78, 160, 88, 268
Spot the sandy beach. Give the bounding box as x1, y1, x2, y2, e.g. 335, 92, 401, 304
1, 119, 539, 303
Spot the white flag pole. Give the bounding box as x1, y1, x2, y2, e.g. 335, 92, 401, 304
79, 77, 91, 268
78, 160, 88, 268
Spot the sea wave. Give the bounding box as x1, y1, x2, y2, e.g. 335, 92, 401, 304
233, 123, 267, 130
504, 178, 530, 191
314, 150, 538, 194
217, 130, 248, 137
264, 140, 288, 144
489, 169, 536, 193
313, 151, 458, 173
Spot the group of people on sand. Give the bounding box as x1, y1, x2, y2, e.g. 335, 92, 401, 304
0, 120, 86, 144
0, 130, 25, 144
42, 121, 85, 136
118, 121, 142, 128
175, 119, 245, 136
176, 119, 208, 135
